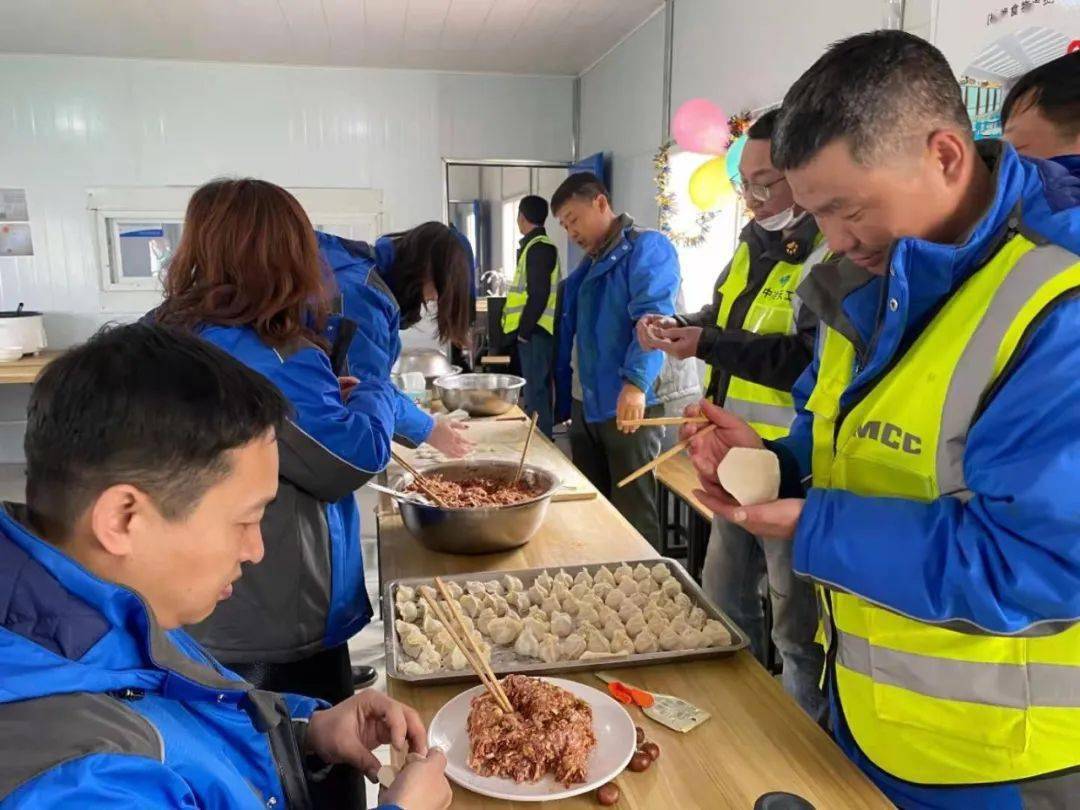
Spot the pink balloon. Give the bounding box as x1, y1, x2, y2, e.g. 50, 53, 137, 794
672, 98, 731, 154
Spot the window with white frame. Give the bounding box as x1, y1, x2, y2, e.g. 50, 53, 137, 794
88, 186, 383, 298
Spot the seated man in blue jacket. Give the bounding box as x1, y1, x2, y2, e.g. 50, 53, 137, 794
681, 30, 1080, 809
0, 323, 449, 810
552, 171, 682, 544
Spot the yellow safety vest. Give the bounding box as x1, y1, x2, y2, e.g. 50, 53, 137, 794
705, 237, 826, 440
502, 233, 559, 335
806, 229, 1080, 785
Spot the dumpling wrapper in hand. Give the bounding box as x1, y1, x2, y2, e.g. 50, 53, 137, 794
716, 446, 781, 506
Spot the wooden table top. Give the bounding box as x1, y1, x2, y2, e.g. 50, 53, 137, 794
656, 451, 714, 522
0, 351, 61, 384
377, 427, 889, 809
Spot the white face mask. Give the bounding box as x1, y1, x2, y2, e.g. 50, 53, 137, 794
756, 207, 805, 232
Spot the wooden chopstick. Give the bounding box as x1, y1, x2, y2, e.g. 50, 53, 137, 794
617, 415, 710, 427
434, 577, 513, 713
419, 590, 511, 712
390, 450, 448, 507
616, 423, 718, 488
512, 412, 539, 485
494, 415, 528, 422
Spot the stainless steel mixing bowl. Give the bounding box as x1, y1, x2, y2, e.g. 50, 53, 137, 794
433, 373, 525, 416
389, 460, 560, 554
392, 349, 461, 391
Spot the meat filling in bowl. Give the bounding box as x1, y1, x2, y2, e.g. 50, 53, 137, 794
467, 675, 596, 786
406, 475, 538, 508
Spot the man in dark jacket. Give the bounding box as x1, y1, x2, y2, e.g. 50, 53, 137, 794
503, 195, 560, 437
640, 110, 828, 721
0, 323, 450, 810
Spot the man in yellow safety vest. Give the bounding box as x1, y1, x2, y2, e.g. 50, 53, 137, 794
502, 195, 560, 437
682, 31, 1080, 808
639, 109, 829, 721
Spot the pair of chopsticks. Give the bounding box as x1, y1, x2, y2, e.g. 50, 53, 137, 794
617, 415, 709, 427
420, 577, 513, 713
391, 450, 448, 507
512, 412, 539, 485
616, 423, 718, 488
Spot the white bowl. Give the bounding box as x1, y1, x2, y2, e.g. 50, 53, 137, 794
0, 347, 24, 363
428, 677, 636, 802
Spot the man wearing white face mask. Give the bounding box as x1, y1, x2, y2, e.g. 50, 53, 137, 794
639, 109, 828, 721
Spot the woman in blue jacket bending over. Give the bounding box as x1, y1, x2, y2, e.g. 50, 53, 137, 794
317, 223, 473, 457
156, 178, 395, 808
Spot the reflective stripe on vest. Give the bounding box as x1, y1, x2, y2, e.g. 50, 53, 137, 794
704, 238, 825, 440
805, 232, 1080, 786
501, 233, 560, 335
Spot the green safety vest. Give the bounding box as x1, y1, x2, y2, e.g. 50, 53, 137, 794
502, 233, 559, 335
705, 237, 826, 440
806, 228, 1080, 785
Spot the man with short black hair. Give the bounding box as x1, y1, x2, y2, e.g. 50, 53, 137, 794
1, 323, 449, 809
502, 194, 559, 437
551, 172, 687, 543
683, 30, 1080, 807
1002, 51, 1080, 160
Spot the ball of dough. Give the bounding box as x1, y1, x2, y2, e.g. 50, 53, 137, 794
618, 600, 643, 623
634, 630, 659, 654
458, 594, 481, 618
550, 611, 574, 638
514, 626, 541, 658
561, 632, 587, 660
538, 633, 561, 664
617, 578, 638, 597
610, 629, 635, 656
659, 626, 682, 651
573, 569, 594, 588
604, 588, 626, 609
593, 582, 614, 602
488, 616, 524, 645
661, 577, 683, 599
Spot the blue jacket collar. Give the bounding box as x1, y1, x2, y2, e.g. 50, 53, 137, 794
0, 506, 248, 705
577, 214, 636, 282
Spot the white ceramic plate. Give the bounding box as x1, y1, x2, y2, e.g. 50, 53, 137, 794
428, 677, 636, 802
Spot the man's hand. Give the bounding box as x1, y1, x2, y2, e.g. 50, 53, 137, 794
647, 325, 703, 360
692, 480, 804, 541
426, 417, 474, 458
381, 748, 452, 810
616, 383, 647, 433
680, 399, 764, 481
338, 376, 359, 402
636, 314, 679, 350
306, 690, 427, 782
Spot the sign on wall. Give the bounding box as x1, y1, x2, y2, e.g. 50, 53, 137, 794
934, 0, 1080, 138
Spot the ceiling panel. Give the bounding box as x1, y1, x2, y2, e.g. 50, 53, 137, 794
0, 0, 666, 75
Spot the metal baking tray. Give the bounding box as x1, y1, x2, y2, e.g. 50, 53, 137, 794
383, 557, 749, 685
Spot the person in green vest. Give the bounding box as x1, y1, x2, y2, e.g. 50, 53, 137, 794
681, 30, 1080, 809
503, 195, 560, 438
638, 109, 828, 721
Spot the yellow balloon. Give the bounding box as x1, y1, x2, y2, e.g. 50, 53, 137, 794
688, 156, 734, 211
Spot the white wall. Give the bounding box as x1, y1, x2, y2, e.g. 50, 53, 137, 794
579, 11, 666, 226
0, 54, 573, 462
